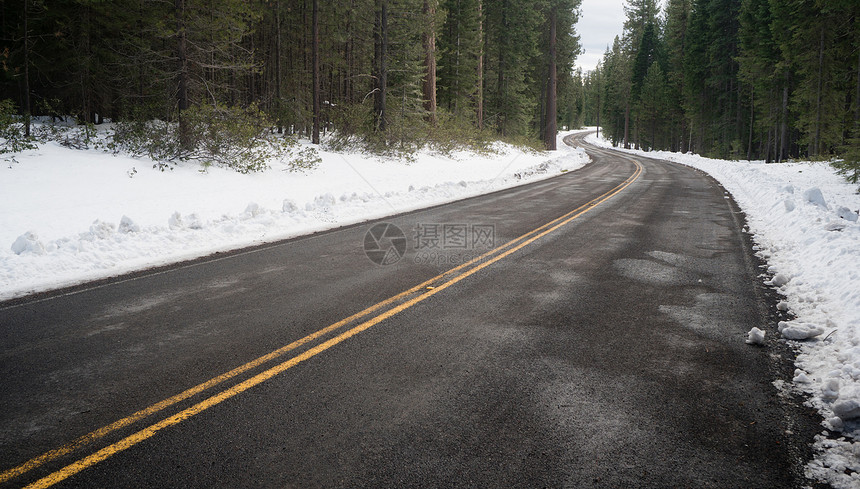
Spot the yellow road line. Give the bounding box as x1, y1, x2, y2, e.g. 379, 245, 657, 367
11, 158, 642, 488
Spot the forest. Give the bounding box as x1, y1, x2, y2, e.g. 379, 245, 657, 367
3, 0, 859, 178
1, 0, 582, 158
579, 0, 860, 174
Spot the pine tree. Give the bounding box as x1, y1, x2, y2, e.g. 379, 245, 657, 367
601, 38, 632, 147
438, 0, 482, 118
663, 0, 690, 151
638, 62, 667, 150
483, 0, 541, 138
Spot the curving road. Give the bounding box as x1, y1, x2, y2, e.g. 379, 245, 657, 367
1, 132, 826, 488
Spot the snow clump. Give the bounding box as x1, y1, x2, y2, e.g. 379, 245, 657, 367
836, 206, 858, 222
119, 215, 140, 234
803, 187, 828, 208
745, 327, 766, 345
778, 320, 825, 340
168, 212, 184, 230
87, 220, 115, 240
11, 232, 47, 256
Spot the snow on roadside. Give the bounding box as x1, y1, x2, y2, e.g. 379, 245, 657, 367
0, 129, 589, 301
587, 132, 860, 488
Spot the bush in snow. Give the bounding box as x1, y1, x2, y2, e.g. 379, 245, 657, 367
60, 121, 102, 150
324, 103, 508, 159
0, 99, 38, 158
181, 103, 287, 173
832, 136, 860, 188
110, 119, 181, 169
111, 104, 320, 174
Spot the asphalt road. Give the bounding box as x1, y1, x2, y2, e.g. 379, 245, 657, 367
1, 133, 826, 488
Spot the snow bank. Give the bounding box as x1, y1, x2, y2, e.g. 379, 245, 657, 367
0, 129, 589, 301
587, 132, 860, 488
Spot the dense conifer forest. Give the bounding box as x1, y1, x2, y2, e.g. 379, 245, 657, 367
2, 0, 859, 177
1, 0, 582, 152
580, 0, 859, 172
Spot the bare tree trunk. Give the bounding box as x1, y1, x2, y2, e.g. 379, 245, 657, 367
747, 88, 754, 160
476, 0, 483, 130
544, 7, 557, 150
23, 0, 31, 137
778, 72, 788, 162
623, 103, 630, 149
814, 28, 824, 157
422, 0, 437, 124
176, 0, 190, 149
497, 1, 507, 136
275, 0, 283, 133
374, 0, 388, 132
855, 47, 860, 130
345, 0, 355, 104
312, 0, 320, 144
596, 74, 600, 139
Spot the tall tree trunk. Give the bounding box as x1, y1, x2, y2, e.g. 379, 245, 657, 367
814, 28, 824, 157
854, 47, 860, 130
623, 102, 630, 149
544, 7, 557, 150
275, 0, 283, 133
747, 87, 754, 160
596, 75, 600, 139
176, 0, 190, 149
779, 72, 789, 162
497, 1, 507, 136
312, 0, 320, 144
422, 0, 437, 124
374, 0, 388, 132
22, 0, 31, 137
345, 0, 355, 104
476, 0, 484, 130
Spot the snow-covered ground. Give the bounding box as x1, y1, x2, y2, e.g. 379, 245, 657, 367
0, 129, 589, 301
587, 132, 860, 489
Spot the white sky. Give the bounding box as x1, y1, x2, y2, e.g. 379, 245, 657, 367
575, 0, 626, 73
574, 0, 666, 73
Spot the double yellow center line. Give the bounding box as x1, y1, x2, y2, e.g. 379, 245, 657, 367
6, 156, 642, 489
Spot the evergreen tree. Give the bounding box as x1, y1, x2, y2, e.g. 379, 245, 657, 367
483, 0, 541, 138
438, 0, 482, 118
638, 62, 667, 150
663, 0, 690, 152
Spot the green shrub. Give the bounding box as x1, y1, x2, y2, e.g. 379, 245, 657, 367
833, 136, 860, 188
112, 104, 320, 173
0, 99, 37, 158
60, 121, 101, 150
326, 103, 510, 160
111, 119, 182, 168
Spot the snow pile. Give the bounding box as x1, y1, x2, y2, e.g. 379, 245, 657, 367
745, 327, 766, 345
0, 129, 589, 301
587, 132, 860, 488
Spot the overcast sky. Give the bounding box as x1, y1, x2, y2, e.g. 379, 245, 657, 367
574, 0, 666, 73
574, 0, 627, 73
